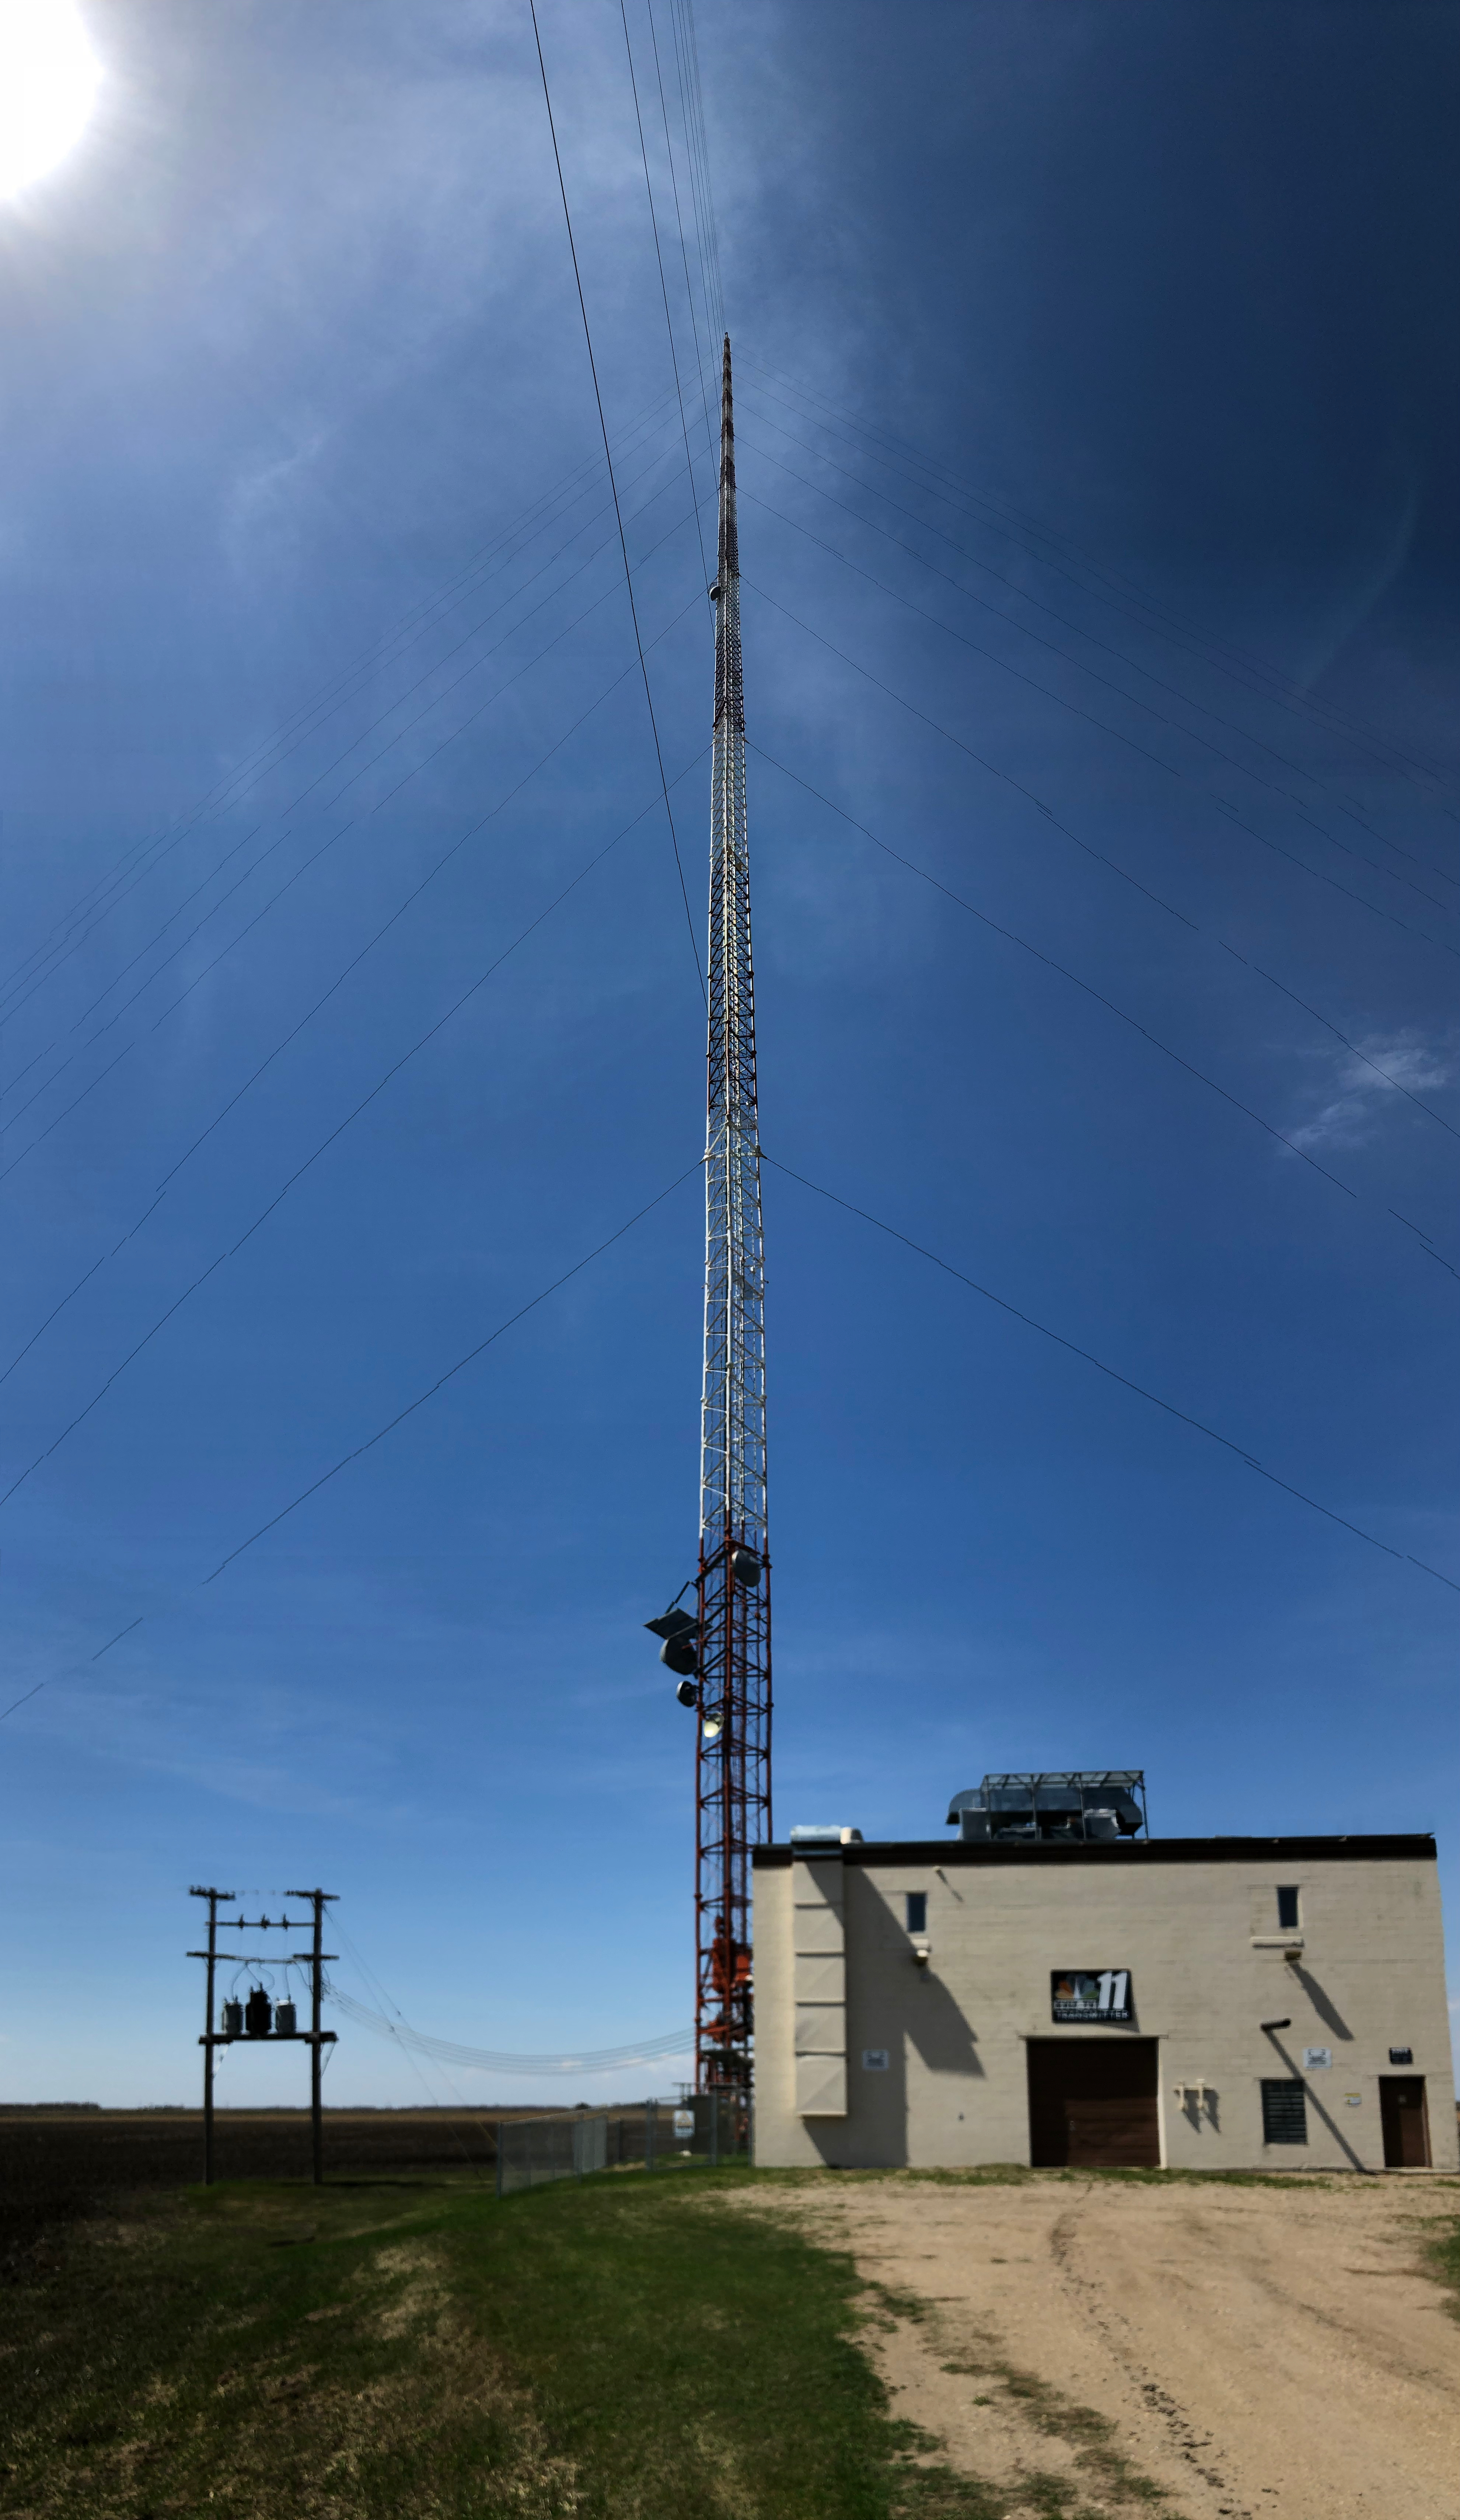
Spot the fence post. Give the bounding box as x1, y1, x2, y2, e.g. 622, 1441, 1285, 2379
495, 2118, 504, 2200
646, 2097, 657, 2173
710, 2091, 719, 2169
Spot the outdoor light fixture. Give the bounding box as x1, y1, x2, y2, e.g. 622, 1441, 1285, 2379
1261, 2018, 1292, 2032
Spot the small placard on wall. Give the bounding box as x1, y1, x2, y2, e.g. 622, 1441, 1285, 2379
1344, 2093, 1361, 2107
1303, 2046, 1332, 2071
862, 2049, 890, 2072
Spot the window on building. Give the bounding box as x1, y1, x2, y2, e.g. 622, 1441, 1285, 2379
1276, 1885, 1300, 1931
1261, 2079, 1307, 2144
905, 1892, 927, 1934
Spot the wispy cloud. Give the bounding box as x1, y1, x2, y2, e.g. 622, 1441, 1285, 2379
1289, 1029, 1456, 1151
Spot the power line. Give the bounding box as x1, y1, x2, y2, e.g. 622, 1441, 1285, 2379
663, 0, 722, 350
0, 1159, 702, 1718
762, 1152, 1459, 1597
739, 465, 1456, 926
328, 1940, 488, 2156
736, 400, 1456, 906
0, 493, 708, 1191
0, 419, 688, 1061
619, 0, 710, 585
743, 356, 1460, 823
202, 1160, 701, 1584
645, 0, 718, 467
527, 0, 705, 1005
738, 377, 1450, 891
326, 1982, 693, 2075
0, 386, 691, 1018
744, 576, 1460, 1273
743, 574, 1460, 969
672, 0, 724, 337
0, 615, 707, 1402
0, 746, 707, 1483
0, 416, 695, 1061
747, 741, 1459, 1282
749, 743, 1458, 1159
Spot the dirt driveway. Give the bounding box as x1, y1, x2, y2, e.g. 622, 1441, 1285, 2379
734, 2174, 1460, 2519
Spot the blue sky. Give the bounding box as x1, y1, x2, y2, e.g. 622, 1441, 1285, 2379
0, 0, 1455, 2107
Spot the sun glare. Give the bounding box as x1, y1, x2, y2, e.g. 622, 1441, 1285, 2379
0, 0, 101, 202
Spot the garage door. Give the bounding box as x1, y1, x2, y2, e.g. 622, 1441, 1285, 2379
1027, 2038, 1160, 2168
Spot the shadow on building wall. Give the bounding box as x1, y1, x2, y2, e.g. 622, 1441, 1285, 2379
803, 1877, 982, 2169
1288, 1965, 1353, 2043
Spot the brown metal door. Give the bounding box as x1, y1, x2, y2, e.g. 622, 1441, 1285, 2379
1379, 2077, 1430, 2168
1027, 2039, 1160, 2168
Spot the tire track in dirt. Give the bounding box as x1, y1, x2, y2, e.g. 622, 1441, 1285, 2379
1047, 2196, 1251, 2517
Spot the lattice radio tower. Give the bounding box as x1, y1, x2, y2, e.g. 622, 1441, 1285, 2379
643, 336, 769, 2095
694, 336, 771, 2096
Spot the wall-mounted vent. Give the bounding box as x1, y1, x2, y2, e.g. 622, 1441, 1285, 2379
1261, 2079, 1308, 2144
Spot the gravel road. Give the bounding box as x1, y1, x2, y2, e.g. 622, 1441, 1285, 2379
735, 2174, 1460, 2519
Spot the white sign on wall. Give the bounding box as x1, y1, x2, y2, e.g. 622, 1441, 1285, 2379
1303, 2046, 1332, 2072
1051, 1969, 1132, 2024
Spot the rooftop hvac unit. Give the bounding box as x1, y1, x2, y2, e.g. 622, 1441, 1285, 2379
947, 1772, 1147, 1844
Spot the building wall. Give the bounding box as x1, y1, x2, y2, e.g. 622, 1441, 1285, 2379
752, 1840, 1457, 2172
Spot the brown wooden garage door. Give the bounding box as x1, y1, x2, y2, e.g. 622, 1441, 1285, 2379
1027, 2038, 1160, 2168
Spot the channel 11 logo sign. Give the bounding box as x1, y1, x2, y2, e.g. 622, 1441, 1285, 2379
1051, 1969, 1132, 2024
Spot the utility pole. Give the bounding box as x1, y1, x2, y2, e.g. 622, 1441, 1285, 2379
695, 335, 771, 2100
188, 1885, 235, 2185
287, 1887, 338, 2188
191, 1888, 337, 2185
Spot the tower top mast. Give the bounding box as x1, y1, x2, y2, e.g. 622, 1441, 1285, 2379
695, 335, 771, 2096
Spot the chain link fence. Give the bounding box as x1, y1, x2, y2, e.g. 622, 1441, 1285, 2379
494, 2096, 749, 2197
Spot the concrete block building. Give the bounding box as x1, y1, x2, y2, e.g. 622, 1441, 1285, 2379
751, 1776, 1455, 2172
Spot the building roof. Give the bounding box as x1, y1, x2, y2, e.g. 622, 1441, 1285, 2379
753, 1833, 1436, 1868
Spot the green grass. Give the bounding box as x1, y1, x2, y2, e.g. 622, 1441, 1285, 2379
18, 2155, 1433, 2517
1425, 2210, 1460, 2320
0, 2162, 1023, 2519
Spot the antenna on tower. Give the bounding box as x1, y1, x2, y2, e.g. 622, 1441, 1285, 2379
644, 335, 771, 2100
